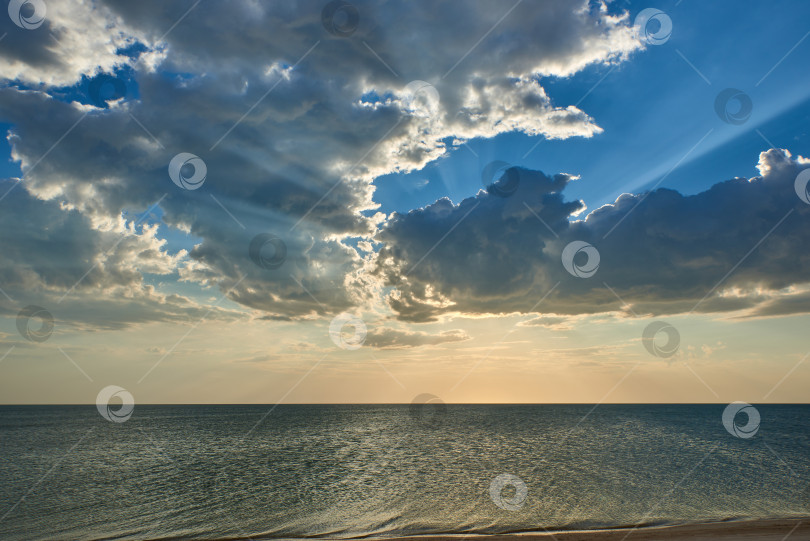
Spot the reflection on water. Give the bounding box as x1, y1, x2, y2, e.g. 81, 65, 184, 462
0, 404, 808, 540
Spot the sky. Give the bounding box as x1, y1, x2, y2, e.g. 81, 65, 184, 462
1, 0, 809, 405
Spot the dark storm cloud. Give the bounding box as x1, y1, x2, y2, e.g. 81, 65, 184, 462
375, 149, 810, 321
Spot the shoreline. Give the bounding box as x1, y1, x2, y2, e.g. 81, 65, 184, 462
374, 518, 810, 541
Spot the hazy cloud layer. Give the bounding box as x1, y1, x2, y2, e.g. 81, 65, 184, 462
364, 327, 470, 349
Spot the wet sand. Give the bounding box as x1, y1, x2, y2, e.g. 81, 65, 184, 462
383, 519, 810, 541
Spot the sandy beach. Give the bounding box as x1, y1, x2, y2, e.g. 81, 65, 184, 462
384, 519, 810, 541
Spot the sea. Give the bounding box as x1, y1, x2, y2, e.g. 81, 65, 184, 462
0, 404, 808, 540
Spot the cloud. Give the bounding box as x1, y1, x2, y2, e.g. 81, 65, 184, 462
0, 177, 243, 331
0, 0, 643, 325
375, 149, 810, 321
732, 286, 810, 319
0, 1, 141, 86
520, 315, 573, 330
364, 327, 470, 349
0, 284, 243, 334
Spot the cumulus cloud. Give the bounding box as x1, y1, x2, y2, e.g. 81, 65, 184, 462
0, 183, 242, 330
0, 0, 643, 326
375, 149, 810, 321
0, 0, 140, 86
364, 327, 470, 349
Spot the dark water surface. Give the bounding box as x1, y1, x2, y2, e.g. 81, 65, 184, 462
0, 404, 808, 540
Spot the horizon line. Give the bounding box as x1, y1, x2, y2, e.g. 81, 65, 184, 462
2, 402, 809, 406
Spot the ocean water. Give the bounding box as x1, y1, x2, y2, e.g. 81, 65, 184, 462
0, 404, 808, 540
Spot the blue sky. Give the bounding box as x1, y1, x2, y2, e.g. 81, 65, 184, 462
374, 0, 810, 216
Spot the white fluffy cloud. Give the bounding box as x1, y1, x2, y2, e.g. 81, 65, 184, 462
0, 0, 141, 86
